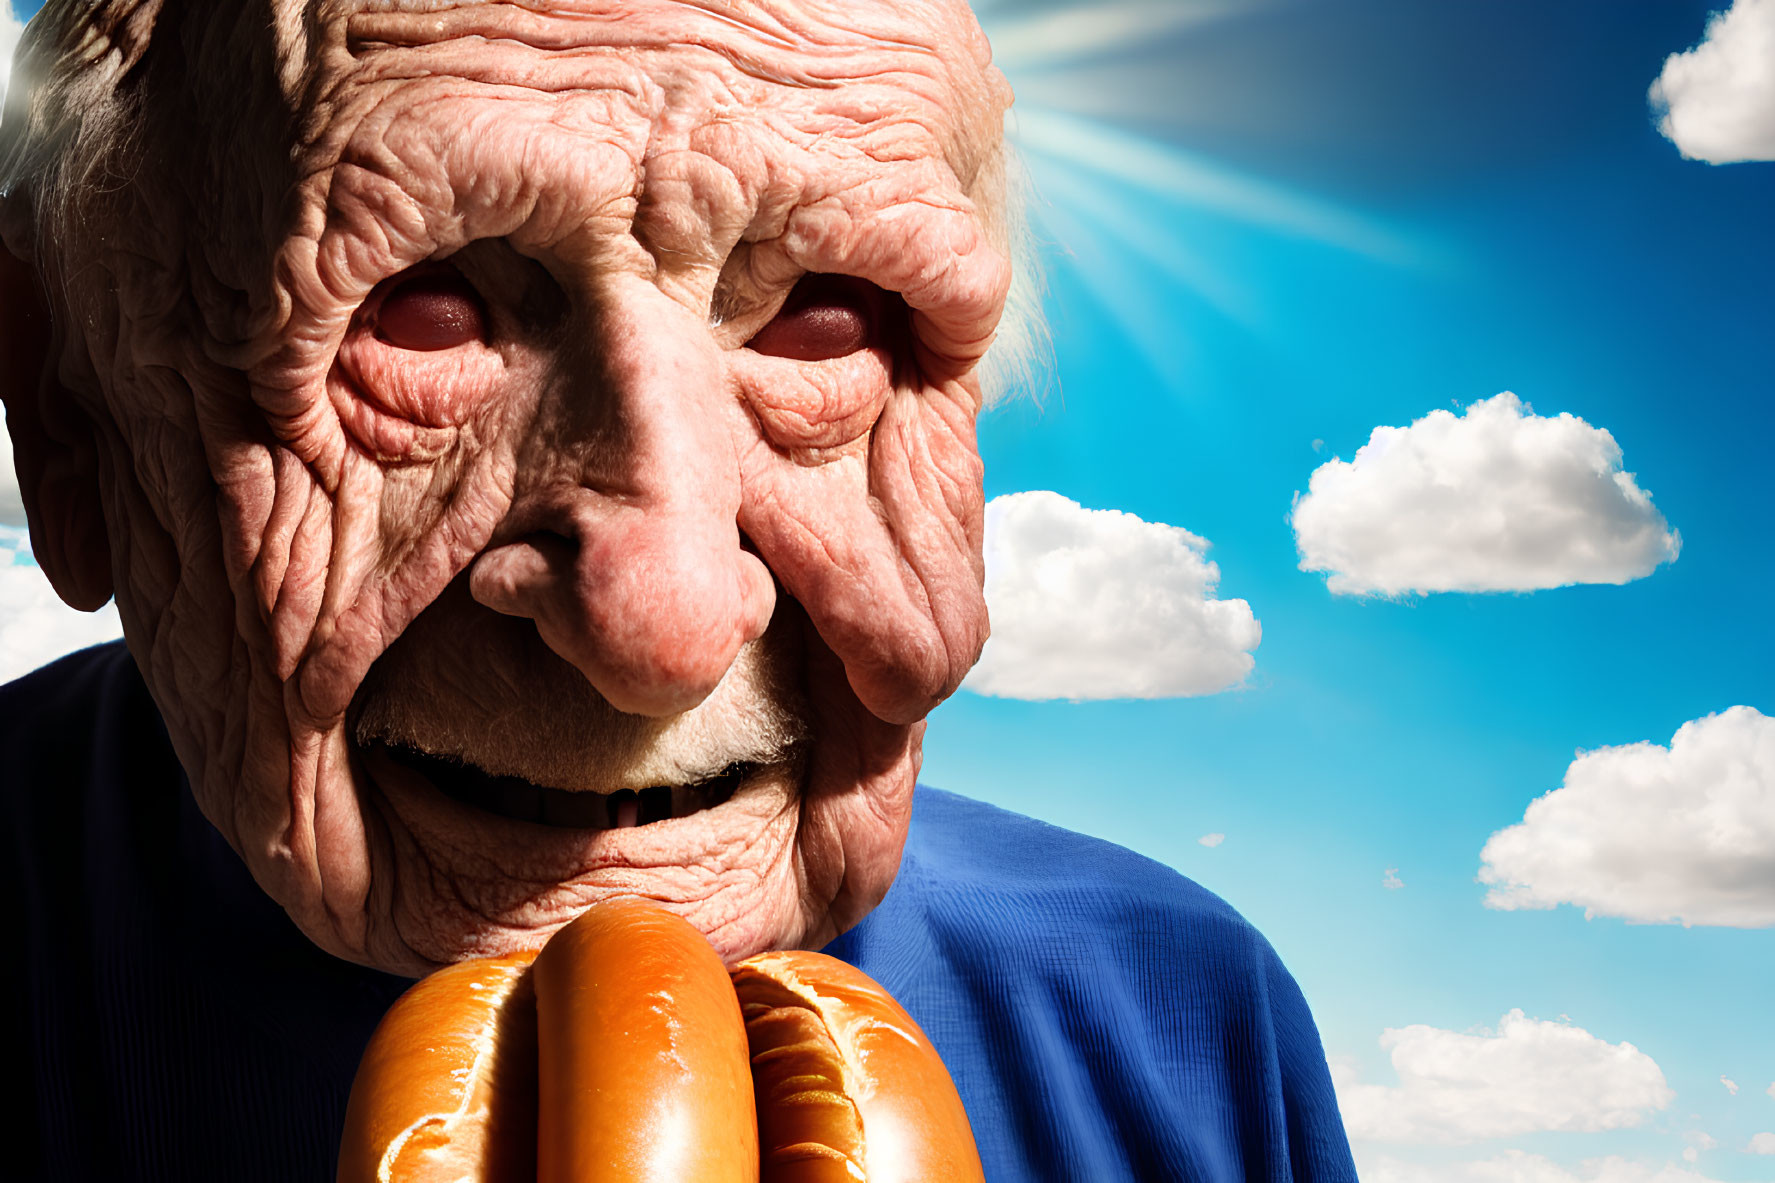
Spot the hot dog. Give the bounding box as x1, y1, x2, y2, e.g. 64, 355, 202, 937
339, 902, 981, 1182
731, 951, 986, 1183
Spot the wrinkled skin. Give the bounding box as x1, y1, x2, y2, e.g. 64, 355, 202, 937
1, 0, 1011, 975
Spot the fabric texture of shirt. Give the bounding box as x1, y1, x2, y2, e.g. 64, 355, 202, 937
4, 642, 1357, 1181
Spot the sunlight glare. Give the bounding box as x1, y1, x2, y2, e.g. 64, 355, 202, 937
981, 0, 1252, 74
973, 0, 1433, 391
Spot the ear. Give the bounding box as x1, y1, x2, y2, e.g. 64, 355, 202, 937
1, 244, 116, 611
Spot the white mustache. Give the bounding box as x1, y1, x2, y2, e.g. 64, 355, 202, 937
352, 612, 807, 795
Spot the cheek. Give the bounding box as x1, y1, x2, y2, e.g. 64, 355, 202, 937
736, 379, 988, 722
727, 347, 893, 454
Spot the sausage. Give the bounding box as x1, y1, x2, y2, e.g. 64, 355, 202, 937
532, 898, 757, 1183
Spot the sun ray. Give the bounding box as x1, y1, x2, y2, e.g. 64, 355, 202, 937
1026, 149, 1258, 327
981, 0, 1256, 74
1031, 193, 1200, 390
971, 0, 1442, 391
1010, 105, 1425, 265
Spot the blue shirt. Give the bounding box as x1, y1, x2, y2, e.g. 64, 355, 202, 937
5, 643, 1355, 1181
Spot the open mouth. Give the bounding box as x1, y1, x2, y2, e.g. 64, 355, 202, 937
377, 743, 750, 830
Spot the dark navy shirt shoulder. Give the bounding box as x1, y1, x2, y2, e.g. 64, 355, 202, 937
3, 643, 412, 1182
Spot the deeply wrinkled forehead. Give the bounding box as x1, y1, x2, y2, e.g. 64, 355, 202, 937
290, 0, 1008, 179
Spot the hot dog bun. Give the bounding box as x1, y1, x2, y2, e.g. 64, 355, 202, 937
337, 950, 539, 1183
731, 951, 985, 1183
531, 898, 758, 1183
340, 907, 975, 1182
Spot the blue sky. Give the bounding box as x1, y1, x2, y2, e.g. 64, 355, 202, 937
4, 1, 1773, 1179
938, 1, 1775, 1178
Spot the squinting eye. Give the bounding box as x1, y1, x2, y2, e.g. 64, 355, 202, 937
374, 270, 487, 351
746, 274, 880, 362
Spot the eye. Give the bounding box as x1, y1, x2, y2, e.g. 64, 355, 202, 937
745, 274, 881, 361
373, 269, 487, 351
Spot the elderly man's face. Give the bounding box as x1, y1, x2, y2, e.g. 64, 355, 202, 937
3, 0, 1011, 974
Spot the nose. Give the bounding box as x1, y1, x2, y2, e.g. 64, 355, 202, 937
468, 281, 776, 717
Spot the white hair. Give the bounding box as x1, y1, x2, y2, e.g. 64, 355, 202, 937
977, 140, 1051, 407
0, 1, 156, 278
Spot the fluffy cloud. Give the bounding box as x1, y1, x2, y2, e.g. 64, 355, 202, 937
1291, 393, 1679, 596
1478, 707, 1775, 928
1383, 867, 1404, 890
1722, 1077, 1739, 1095
1331, 1010, 1672, 1144
1748, 1133, 1775, 1154
1359, 1151, 1727, 1183
963, 491, 1260, 700
1198, 832, 1225, 848
1649, 0, 1775, 164
0, 527, 124, 683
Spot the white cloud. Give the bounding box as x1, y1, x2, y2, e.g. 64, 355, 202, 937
964, 491, 1260, 700
1198, 832, 1225, 848
1331, 1010, 1672, 1144
0, 5, 24, 115
1722, 1077, 1739, 1095
1384, 867, 1404, 890
1748, 1133, 1775, 1154
1478, 707, 1775, 928
1359, 1150, 1728, 1183
1680, 1132, 1716, 1164
1291, 393, 1679, 596
1768, 1081, 1775, 1100
1649, 0, 1775, 164
0, 526, 124, 683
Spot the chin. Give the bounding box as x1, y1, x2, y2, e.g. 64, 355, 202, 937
260, 587, 922, 978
